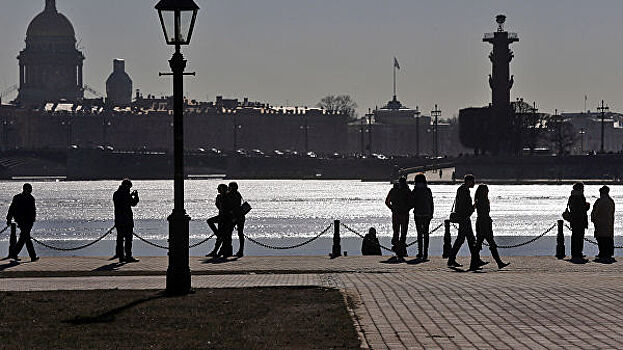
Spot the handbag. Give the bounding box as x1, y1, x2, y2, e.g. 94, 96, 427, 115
240, 201, 252, 216
562, 206, 571, 222
449, 198, 462, 223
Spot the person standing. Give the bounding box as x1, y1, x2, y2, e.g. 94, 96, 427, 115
227, 182, 246, 258
6, 183, 38, 262
206, 184, 228, 257
568, 182, 590, 263
385, 177, 412, 260
113, 179, 140, 263
591, 186, 615, 263
474, 184, 510, 269
447, 174, 481, 271
412, 173, 434, 261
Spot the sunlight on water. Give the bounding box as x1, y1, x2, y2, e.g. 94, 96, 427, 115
0, 180, 620, 240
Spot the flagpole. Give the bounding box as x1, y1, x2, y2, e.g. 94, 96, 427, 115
393, 61, 396, 100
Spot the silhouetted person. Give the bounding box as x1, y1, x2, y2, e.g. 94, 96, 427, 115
568, 182, 590, 263
228, 182, 246, 258
361, 227, 382, 256
591, 186, 615, 263
385, 177, 412, 260
447, 174, 481, 271
206, 184, 228, 257
113, 179, 139, 263
474, 185, 509, 269
6, 183, 38, 262
412, 173, 434, 261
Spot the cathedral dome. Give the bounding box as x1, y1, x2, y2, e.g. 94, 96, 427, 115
26, 0, 75, 39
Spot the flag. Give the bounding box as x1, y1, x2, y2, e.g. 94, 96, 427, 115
394, 57, 400, 70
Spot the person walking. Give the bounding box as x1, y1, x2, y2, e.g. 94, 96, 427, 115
447, 174, 481, 271
113, 179, 140, 263
361, 227, 382, 256
568, 182, 590, 263
474, 185, 510, 269
385, 177, 412, 260
206, 184, 228, 257
591, 186, 615, 263
6, 183, 38, 262
227, 182, 246, 258
412, 173, 434, 261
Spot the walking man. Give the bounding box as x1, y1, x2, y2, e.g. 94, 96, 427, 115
447, 174, 481, 270
113, 179, 139, 263
385, 177, 412, 260
591, 185, 615, 263
568, 182, 590, 263
6, 183, 38, 262
412, 173, 434, 261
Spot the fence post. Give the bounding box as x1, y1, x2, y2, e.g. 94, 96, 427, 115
7, 223, 17, 258
556, 220, 565, 259
442, 220, 451, 259
331, 220, 341, 259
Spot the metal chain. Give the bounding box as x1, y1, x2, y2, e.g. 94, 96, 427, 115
405, 222, 445, 247
32, 226, 116, 251
132, 232, 169, 250
189, 234, 216, 248
0, 225, 9, 234
340, 223, 394, 252
244, 224, 333, 250
482, 223, 556, 249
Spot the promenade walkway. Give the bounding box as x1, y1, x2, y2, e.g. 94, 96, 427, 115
1, 256, 622, 350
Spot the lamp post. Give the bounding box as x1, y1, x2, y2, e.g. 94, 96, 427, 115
155, 0, 199, 296
597, 100, 609, 154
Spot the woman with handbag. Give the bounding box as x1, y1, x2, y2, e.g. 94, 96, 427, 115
474, 185, 510, 269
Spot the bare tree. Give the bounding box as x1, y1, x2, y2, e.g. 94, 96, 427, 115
317, 95, 357, 119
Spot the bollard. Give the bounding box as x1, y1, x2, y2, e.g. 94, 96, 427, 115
7, 223, 17, 259
556, 220, 565, 259
442, 220, 452, 259
331, 220, 341, 259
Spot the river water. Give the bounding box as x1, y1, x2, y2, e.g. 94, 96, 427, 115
0, 180, 620, 257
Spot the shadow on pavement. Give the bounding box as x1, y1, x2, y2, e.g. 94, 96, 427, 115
63, 292, 166, 325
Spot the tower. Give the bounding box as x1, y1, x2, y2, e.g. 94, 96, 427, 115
106, 59, 133, 106
16, 0, 85, 106
483, 15, 518, 152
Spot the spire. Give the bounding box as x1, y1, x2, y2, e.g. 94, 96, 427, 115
45, 0, 57, 13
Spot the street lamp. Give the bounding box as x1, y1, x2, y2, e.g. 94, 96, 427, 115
155, 0, 199, 296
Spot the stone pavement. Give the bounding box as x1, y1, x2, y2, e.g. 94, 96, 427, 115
1, 256, 623, 350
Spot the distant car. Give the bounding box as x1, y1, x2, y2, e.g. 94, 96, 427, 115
273, 150, 284, 156
105, 146, 114, 151
210, 148, 222, 155
97, 145, 105, 151
69, 145, 79, 150
251, 149, 265, 156
197, 148, 206, 152
330, 152, 341, 159
236, 149, 247, 156
372, 153, 388, 160
306, 151, 317, 158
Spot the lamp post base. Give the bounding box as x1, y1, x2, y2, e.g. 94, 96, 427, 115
166, 209, 191, 295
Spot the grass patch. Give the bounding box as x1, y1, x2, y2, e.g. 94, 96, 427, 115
0, 287, 360, 350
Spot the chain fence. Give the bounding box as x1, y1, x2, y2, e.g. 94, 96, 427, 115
243, 224, 333, 250
564, 223, 623, 249
451, 222, 556, 249
32, 226, 116, 252
341, 221, 446, 252
0, 225, 9, 235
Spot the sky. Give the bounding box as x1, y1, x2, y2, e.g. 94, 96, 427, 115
1, 0, 623, 117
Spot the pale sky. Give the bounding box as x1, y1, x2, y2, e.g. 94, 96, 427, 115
1, 0, 623, 116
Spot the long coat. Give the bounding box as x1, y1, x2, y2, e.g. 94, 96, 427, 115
591, 196, 615, 238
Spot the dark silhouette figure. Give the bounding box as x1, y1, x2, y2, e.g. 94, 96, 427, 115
385, 177, 412, 260
568, 182, 590, 263
217, 182, 245, 258
206, 184, 228, 257
6, 183, 38, 262
591, 186, 615, 263
361, 227, 382, 256
412, 173, 434, 261
228, 182, 246, 258
447, 174, 481, 271
113, 179, 139, 263
474, 185, 510, 269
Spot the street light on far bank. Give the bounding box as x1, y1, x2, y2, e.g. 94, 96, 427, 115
155, 0, 199, 296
